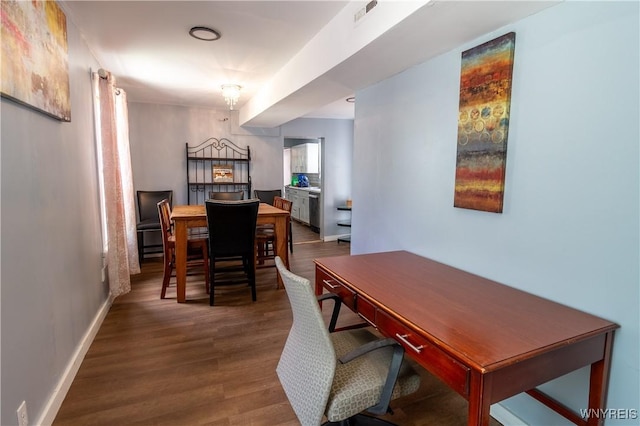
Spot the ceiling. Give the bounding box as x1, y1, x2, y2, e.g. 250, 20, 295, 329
60, 1, 559, 128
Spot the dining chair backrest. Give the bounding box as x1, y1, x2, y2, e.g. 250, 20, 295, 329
254, 189, 282, 206
205, 199, 259, 257
209, 191, 244, 201
274, 256, 336, 424
273, 196, 292, 213
137, 190, 173, 261
157, 199, 172, 252
138, 190, 173, 223
274, 196, 294, 253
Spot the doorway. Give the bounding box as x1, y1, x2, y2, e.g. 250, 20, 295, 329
283, 137, 323, 238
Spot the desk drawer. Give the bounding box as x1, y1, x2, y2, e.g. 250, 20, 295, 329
316, 267, 356, 310
356, 296, 377, 327
376, 310, 470, 397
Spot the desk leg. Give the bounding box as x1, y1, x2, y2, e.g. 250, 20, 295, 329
586, 330, 615, 426
469, 371, 492, 426
174, 221, 188, 303
274, 216, 289, 289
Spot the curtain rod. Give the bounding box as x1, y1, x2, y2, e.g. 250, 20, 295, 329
97, 68, 122, 95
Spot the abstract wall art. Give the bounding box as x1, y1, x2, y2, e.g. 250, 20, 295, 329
454, 32, 515, 213
1, 0, 71, 121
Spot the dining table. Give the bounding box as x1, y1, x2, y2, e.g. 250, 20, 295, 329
170, 202, 290, 302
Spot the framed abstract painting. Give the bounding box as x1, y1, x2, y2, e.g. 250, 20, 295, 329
1, 0, 71, 121
454, 32, 516, 213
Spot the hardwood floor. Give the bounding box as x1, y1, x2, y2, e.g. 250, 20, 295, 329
54, 223, 501, 426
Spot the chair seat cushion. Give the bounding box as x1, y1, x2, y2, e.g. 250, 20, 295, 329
325, 328, 421, 422
137, 219, 161, 231
256, 231, 276, 240
256, 226, 275, 241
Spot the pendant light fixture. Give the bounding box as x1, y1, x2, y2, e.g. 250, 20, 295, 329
221, 84, 242, 110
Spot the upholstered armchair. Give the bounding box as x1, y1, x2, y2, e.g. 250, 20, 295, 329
274, 257, 421, 426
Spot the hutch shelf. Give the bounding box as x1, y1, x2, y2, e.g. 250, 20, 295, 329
186, 138, 251, 205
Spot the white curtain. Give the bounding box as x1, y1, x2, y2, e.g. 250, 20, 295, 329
114, 88, 140, 274
92, 70, 140, 298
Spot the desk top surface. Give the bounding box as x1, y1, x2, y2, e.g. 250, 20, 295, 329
314, 251, 618, 371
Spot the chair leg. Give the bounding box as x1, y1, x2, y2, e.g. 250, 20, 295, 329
138, 231, 144, 262
269, 238, 276, 257
208, 255, 255, 306
250, 280, 257, 301
249, 256, 257, 301
161, 257, 172, 299
322, 414, 399, 426
209, 259, 215, 306
289, 222, 293, 253
202, 245, 210, 294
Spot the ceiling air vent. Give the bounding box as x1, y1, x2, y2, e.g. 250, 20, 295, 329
354, 0, 378, 24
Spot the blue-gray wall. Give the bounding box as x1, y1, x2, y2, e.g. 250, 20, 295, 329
1, 14, 108, 426
352, 2, 639, 424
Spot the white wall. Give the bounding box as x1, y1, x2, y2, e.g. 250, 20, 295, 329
352, 2, 638, 425
128, 104, 281, 205
1, 14, 108, 426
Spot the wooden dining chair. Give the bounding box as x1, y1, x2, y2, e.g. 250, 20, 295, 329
157, 199, 210, 299
256, 195, 293, 268
274, 196, 293, 253
256, 231, 276, 268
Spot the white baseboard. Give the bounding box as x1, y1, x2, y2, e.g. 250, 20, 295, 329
36, 293, 114, 426
491, 403, 528, 426
323, 234, 350, 242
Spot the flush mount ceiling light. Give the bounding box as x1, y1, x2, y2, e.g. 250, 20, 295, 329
346, 96, 356, 103
189, 26, 221, 41
221, 84, 242, 110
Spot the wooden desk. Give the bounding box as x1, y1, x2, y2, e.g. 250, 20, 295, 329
314, 251, 618, 426
171, 203, 290, 302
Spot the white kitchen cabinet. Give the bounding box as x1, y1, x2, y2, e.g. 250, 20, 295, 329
286, 187, 310, 225
286, 187, 300, 221
290, 143, 319, 174
290, 148, 302, 174
299, 191, 309, 224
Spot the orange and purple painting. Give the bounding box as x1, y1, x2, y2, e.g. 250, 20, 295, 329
454, 32, 515, 213
1, 0, 71, 121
